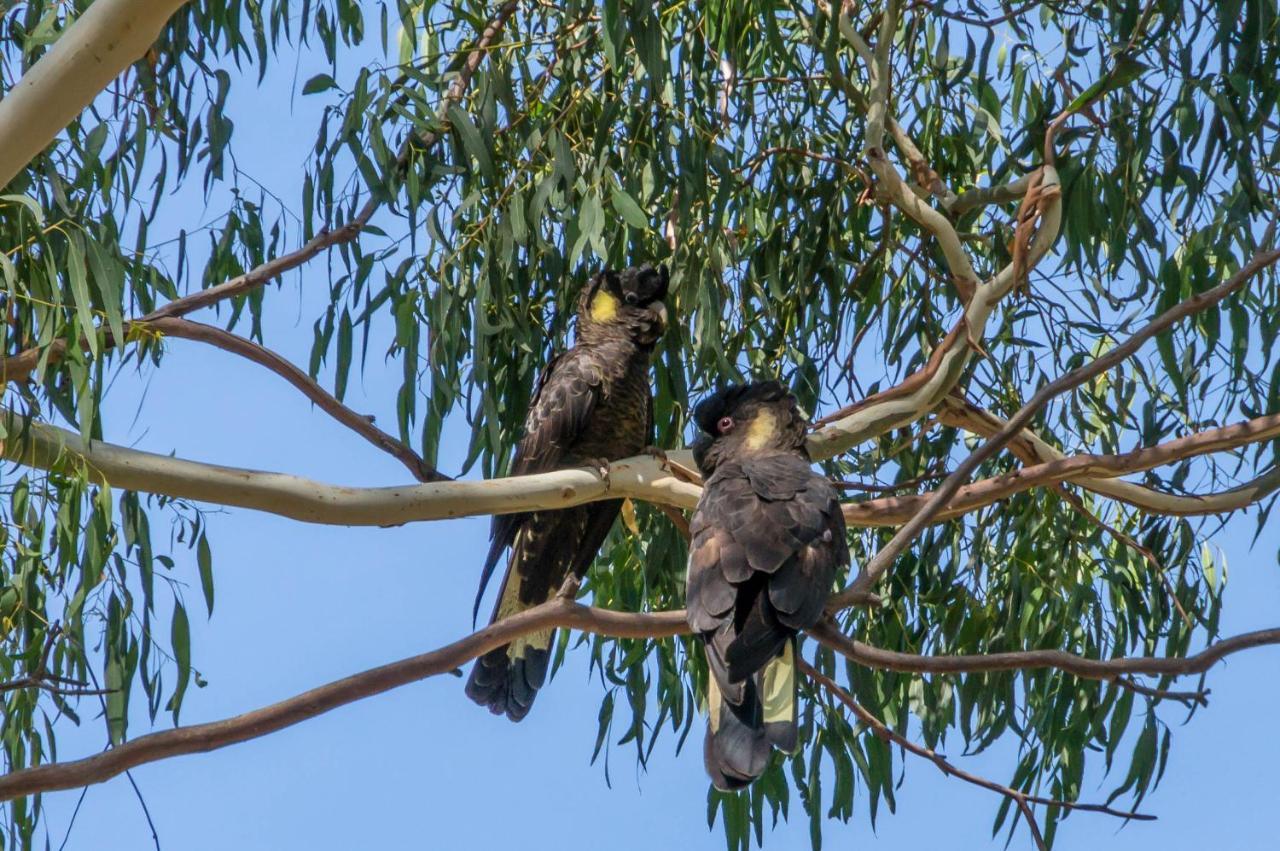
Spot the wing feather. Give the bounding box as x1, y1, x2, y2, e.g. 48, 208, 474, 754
474, 349, 605, 618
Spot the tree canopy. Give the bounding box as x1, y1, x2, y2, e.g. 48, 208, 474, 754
0, 0, 1278, 847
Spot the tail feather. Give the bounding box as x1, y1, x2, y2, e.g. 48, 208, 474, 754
465, 638, 552, 722
464, 554, 556, 721
704, 675, 771, 791
724, 589, 789, 683
701, 638, 799, 789
760, 641, 798, 752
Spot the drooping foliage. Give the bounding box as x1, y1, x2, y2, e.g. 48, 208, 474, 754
0, 0, 1277, 847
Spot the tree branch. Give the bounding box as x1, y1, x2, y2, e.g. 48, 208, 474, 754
0, 0, 193, 190
831, 237, 1280, 608
1, 594, 1274, 802
0, 411, 700, 525
862, 0, 899, 152
945, 173, 1036, 216
806, 0, 1064, 460
808, 619, 1280, 678
0, 598, 685, 802
840, 411, 1280, 526
798, 658, 1150, 834
937, 395, 1280, 516
0, 0, 520, 380
142, 317, 449, 482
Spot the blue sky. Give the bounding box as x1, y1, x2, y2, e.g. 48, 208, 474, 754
23, 10, 1280, 850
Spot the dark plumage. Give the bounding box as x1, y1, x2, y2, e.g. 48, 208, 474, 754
686, 381, 848, 789
466, 263, 670, 721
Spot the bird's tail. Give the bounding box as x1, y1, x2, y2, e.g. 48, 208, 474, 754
464, 563, 555, 722
703, 640, 799, 789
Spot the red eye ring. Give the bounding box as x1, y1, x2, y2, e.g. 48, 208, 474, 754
716, 416, 735, 434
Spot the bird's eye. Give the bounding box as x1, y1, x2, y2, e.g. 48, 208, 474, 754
716, 416, 735, 434
624, 292, 639, 305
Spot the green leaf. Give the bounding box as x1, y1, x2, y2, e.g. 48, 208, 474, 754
197, 533, 215, 616
447, 104, 495, 180
335, 307, 353, 402
83, 235, 125, 350
302, 73, 338, 95
0, 194, 44, 226
65, 232, 99, 359
167, 602, 192, 723
1064, 54, 1152, 116
609, 184, 650, 230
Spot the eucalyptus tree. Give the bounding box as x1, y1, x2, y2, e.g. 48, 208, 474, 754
0, 0, 1277, 848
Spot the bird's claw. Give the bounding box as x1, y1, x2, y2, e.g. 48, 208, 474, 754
584, 457, 612, 489
641, 445, 670, 471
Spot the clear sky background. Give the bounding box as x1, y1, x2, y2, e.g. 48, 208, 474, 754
22, 12, 1280, 851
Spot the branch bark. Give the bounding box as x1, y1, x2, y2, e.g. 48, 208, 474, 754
0, 411, 700, 525
142, 317, 449, 482
945, 173, 1036, 216
840, 411, 1280, 526
2, 591, 1272, 804
0, 0, 192, 190
831, 238, 1280, 607
799, 658, 1151, 832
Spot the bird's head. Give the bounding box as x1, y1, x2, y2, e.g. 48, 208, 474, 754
691, 380, 809, 476
576, 263, 670, 347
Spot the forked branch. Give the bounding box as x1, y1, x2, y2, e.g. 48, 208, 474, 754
831, 238, 1280, 607
0, 595, 1275, 803
799, 658, 1152, 841
840, 411, 1280, 526
0, 0, 520, 381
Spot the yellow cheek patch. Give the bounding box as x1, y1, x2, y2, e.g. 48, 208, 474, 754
744, 409, 777, 451
590, 290, 620, 323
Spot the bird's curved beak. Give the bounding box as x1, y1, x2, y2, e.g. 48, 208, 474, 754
653, 300, 669, 329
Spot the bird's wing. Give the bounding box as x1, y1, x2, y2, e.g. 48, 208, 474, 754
687, 455, 848, 681
741, 455, 848, 633
474, 348, 606, 619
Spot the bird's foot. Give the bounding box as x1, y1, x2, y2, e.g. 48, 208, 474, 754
583, 457, 612, 489
641, 445, 670, 472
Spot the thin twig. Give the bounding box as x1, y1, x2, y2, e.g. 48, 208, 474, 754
1115, 676, 1209, 708
1053, 484, 1195, 630
0, 624, 115, 698
144, 317, 449, 482
798, 658, 1152, 828
912, 0, 1042, 28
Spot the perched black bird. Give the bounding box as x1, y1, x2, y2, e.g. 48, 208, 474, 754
686, 381, 848, 789
466, 263, 670, 721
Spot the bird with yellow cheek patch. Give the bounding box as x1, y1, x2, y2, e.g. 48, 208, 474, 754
686, 380, 849, 790
466, 263, 670, 722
